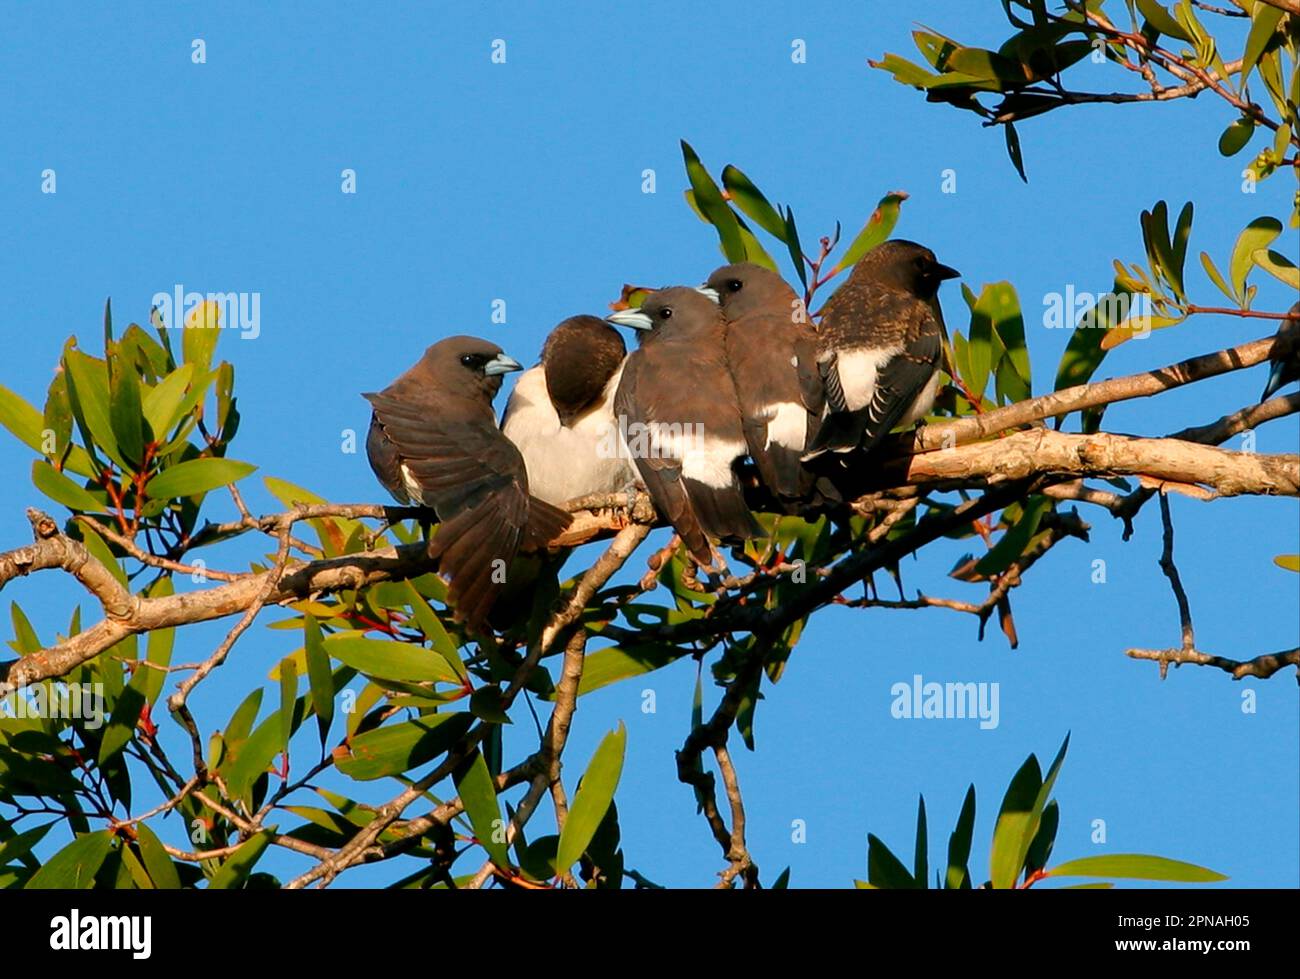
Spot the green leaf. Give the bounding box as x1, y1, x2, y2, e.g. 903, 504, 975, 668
966, 290, 994, 401
224, 708, 288, 800
324, 633, 460, 685
139, 577, 175, 705
181, 299, 222, 372
468, 685, 512, 724
64, 347, 126, 470
945, 784, 976, 889
680, 141, 746, 263
0, 384, 47, 454
869, 52, 937, 88
867, 833, 917, 888
454, 750, 510, 869
0, 821, 54, 869
403, 581, 467, 681
134, 822, 181, 889
832, 192, 908, 274
142, 364, 195, 439
145, 457, 256, 501
735, 218, 779, 271
555, 722, 627, 874
720, 165, 788, 240
1049, 854, 1227, 883
781, 206, 808, 289
1003, 121, 1027, 182
279, 656, 298, 751
207, 831, 273, 889
303, 617, 335, 748
913, 795, 928, 886
31, 460, 101, 512
1229, 217, 1282, 305
989, 752, 1043, 888
334, 713, 473, 781
1218, 116, 1255, 157
25, 830, 114, 889
1252, 249, 1300, 290
108, 342, 145, 466
1136, 0, 1192, 41
43, 371, 94, 476
1025, 799, 1059, 874
78, 525, 128, 587
550, 642, 691, 698
972, 496, 1051, 577
1241, 2, 1284, 90
1199, 251, 1235, 303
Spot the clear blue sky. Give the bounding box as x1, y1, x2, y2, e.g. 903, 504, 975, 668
1, 1, 1296, 888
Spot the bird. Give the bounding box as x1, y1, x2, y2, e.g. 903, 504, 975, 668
1260, 304, 1300, 402
706, 262, 823, 504
364, 335, 572, 629
501, 315, 643, 507
608, 287, 763, 565
802, 239, 960, 461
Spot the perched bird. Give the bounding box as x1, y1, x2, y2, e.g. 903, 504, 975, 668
608, 287, 762, 565
501, 315, 642, 506
365, 336, 572, 629
1260, 305, 1300, 402
706, 262, 823, 504
803, 239, 959, 461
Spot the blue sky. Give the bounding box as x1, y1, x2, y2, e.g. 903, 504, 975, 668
1, 1, 1296, 888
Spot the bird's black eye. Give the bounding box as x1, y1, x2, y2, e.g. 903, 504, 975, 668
460, 354, 476, 367
659, 307, 673, 320
728, 279, 743, 292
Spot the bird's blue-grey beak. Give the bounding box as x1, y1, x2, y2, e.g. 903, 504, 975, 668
607, 309, 654, 331
695, 286, 721, 304
935, 264, 961, 282
484, 353, 523, 376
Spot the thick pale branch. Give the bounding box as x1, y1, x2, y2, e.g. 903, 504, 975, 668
912, 332, 1289, 453
891, 429, 1299, 498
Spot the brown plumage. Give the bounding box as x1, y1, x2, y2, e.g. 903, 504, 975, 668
541, 316, 628, 427
364, 335, 571, 630
609, 287, 762, 565
803, 239, 959, 460
707, 262, 823, 504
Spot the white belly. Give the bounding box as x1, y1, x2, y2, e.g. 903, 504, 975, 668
503, 365, 635, 505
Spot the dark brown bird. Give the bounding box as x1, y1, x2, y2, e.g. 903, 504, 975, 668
706, 262, 823, 504
803, 239, 959, 461
501, 315, 642, 506
608, 287, 762, 565
365, 335, 572, 629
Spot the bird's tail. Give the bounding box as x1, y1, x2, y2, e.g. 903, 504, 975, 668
521, 497, 573, 551
801, 411, 865, 461
427, 509, 515, 632
1261, 359, 1292, 403
685, 477, 763, 549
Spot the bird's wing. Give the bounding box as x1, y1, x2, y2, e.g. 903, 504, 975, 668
614, 352, 713, 563
365, 391, 569, 626
858, 313, 942, 455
